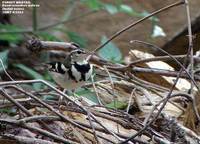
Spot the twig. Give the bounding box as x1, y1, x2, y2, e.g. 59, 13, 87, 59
18, 115, 60, 123
121, 67, 183, 143
153, 135, 171, 144
0, 118, 77, 144
3, 82, 122, 141
132, 66, 200, 81
126, 88, 135, 113
26, 38, 111, 67
124, 72, 169, 92
184, 0, 194, 93
130, 40, 200, 92
90, 0, 184, 56
0, 88, 32, 116
0, 79, 124, 140
0, 59, 15, 81
126, 55, 200, 65
103, 65, 119, 132
141, 91, 193, 127
1, 134, 56, 144
0, 88, 60, 135
32, 0, 37, 32
121, 26, 196, 142
121, 72, 200, 144
89, 112, 122, 141
6, 85, 88, 131
26, 39, 78, 52
70, 126, 88, 144
170, 93, 200, 122
91, 74, 103, 105
183, 0, 200, 127
18, 115, 116, 143
87, 111, 102, 144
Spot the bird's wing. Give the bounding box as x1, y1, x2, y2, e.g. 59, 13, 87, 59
63, 54, 72, 69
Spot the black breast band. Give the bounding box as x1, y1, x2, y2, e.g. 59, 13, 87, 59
73, 62, 90, 81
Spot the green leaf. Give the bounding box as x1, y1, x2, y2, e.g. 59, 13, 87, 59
0, 108, 17, 116
0, 50, 8, 72
36, 31, 61, 41
81, 0, 103, 10
118, 4, 145, 17
67, 31, 87, 48
104, 4, 118, 14
43, 95, 56, 100
119, 4, 134, 15
0, 24, 23, 44
13, 64, 44, 90
106, 101, 127, 109
76, 88, 99, 104
14, 64, 43, 79
140, 11, 159, 22
98, 36, 122, 62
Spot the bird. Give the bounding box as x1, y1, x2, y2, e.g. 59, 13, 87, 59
46, 48, 93, 92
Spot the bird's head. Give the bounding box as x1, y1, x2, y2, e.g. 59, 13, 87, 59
70, 49, 87, 63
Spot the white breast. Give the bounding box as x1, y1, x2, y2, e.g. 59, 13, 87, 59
71, 65, 82, 81
49, 62, 93, 90
85, 64, 93, 80
50, 71, 84, 90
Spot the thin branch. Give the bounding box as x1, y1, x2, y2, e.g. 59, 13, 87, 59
132, 67, 200, 81
0, 88, 59, 135
26, 39, 78, 52
0, 89, 32, 116
70, 126, 89, 144
103, 65, 120, 133
0, 79, 124, 140
126, 88, 135, 113
127, 55, 200, 65
87, 111, 102, 144
121, 10, 195, 140
6, 85, 88, 131
89, 0, 184, 56
2, 82, 122, 141
18, 115, 116, 143
0, 119, 77, 144
120, 67, 184, 144
32, 0, 38, 32
1, 134, 56, 144
184, 0, 194, 93
91, 74, 103, 105
0, 59, 15, 81
129, 40, 200, 91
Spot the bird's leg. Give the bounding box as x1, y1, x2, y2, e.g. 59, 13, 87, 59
71, 89, 83, 102
58, 89, 68, 107
57, 86, 64, 104
58, 89, 72, 111
65, 90, 73, 96
71, 89, 75, 97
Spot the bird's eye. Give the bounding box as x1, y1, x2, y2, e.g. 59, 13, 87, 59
70, 49, 85, 56
77, 50, 82, 54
